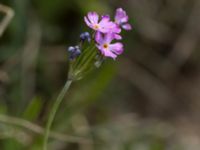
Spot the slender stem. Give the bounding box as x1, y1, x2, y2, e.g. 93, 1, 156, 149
43, 79, 72, 150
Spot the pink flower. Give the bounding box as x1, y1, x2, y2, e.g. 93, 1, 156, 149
84, 12, 120, 34
95, 32, 124, 59
115, 8, 132, 30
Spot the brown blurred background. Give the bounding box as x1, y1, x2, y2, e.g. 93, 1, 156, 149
0, 0, 200, 149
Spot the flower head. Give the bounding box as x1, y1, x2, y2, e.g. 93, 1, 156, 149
95, 32, 124, 59
68, 8, 132, 80
84, 12, 120, 34
115, 8, 132, 30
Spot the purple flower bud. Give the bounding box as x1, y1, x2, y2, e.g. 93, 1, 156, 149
80, 32, 91, 42
68, 46, 76, 52
84, 32, 90, 37
68, 46, 81, 60
75, 46, 80, 50
74, 49, 81, 56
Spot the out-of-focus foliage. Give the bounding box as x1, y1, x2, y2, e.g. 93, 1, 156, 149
0, 0, 200, 149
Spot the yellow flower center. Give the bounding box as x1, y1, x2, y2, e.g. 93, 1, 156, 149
103, 44, 108, 49
94, 24, 99, 30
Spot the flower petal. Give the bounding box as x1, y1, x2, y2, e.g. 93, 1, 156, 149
84, 16, 91, 27
111, 24, 121, 33
104, 33, 115, 43
109, 42, 124, 55
87, 12, 99, 24
100, 21, 121, 33
99, 15, 110, 24
103, 49, 117, 59
113, 33, 122, 40
95, 32, 104, 44
115, 8, 128, 24
99, 15, 121, 33
122, 23, 132, 30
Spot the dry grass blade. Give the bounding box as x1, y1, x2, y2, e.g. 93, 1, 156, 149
0, 114, 90, 144
0, 3, 14, 37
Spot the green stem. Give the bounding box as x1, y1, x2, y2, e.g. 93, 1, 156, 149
43, 79, 72, 150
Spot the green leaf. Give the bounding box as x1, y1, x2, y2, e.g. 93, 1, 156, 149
22, 96, 43, 121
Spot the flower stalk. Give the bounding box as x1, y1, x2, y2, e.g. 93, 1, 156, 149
43, 79, 72, 150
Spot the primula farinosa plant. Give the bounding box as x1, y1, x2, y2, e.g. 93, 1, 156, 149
43, 8, 132, 150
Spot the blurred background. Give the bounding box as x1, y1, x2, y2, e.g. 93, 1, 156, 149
0, 0, 200, 149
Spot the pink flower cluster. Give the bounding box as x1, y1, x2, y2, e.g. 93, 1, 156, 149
84, 8, 132, 59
